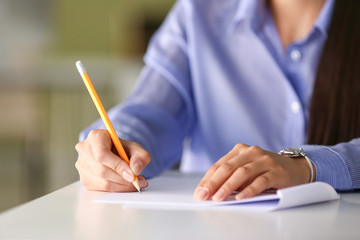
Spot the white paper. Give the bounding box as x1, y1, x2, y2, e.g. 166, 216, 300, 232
95, 172, 339, 211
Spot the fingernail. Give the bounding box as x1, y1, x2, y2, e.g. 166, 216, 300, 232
236, 191, 248, 200
122, 170, 134, 182
132, 162, 143, 176
139, 178, 147, 188
195, 187, 209, 200
213, 188, 225, 201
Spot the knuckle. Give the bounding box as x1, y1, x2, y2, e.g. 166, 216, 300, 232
75, 141, 85, 152
88, 129, 106, 139
262, 155, 276, 165
205, 179, 218, 190
75, 142, 80, 151
75, 159, 88, 172
246, 185, 257, 196
142, 151, 151, 163
136, 150, 151, 164
247, 145, 262, 155
208, 164, 219, 173
114, 161, 125, 174
75, 161, 80, 170
258, 174, 271, 186
234, 143, 246, 151
220, 162, 236, 172
238, 165, 251, 177
222, 182, 237, 193
220, 186, 231, 194
88, 130, 97, 139
134, 142, 151, 156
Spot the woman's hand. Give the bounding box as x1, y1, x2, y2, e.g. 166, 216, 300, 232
193, 143, 314, 201
75, 129, 150, 192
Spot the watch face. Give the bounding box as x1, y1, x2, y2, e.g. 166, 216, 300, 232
279, 148, 305, 157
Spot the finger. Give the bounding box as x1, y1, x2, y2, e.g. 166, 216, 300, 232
195, 143, 250, 195
88, 130, 135, 182
87, 176, 138, 192
87, 129, 113, 151
76, 135, 135, 184
94, 164, 149, 190
92, 162, 133, 185
75, 141, 100, 178
235, 172, 275, 200
76, 149, 130, 186
80, 166, 148, 192
121, 139, 151, 176
90, 163, 149, 190
195, 155, 253, 201
212, 161, 266, 201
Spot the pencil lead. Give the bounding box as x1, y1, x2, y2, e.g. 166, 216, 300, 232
133, 179, 141, 192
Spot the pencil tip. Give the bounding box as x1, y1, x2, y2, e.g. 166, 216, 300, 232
133, 179, 141, 192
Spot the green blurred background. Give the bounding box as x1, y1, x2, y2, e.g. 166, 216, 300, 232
0, 0, 175, 212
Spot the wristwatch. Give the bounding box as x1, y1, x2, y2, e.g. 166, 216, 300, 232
279, 147, 307, 158
279, 147, 314, 183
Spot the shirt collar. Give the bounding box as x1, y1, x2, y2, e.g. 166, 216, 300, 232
229, 0, 267, 33
229, 0, 335, 36
313, 0, 335, 38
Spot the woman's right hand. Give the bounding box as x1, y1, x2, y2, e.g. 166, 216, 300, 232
75, 129, 150, 192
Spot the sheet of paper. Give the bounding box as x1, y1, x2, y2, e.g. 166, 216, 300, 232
95, 172, 339, 211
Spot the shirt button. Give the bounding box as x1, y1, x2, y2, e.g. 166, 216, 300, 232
290, 49, 302, 61
291, 101, 300, 114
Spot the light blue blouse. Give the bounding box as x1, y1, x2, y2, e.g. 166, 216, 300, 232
81, 0, 359, 190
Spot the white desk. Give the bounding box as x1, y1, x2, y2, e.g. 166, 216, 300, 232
0, 172, 359, 240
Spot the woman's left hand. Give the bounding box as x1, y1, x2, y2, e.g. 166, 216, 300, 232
193, 143, 313, 201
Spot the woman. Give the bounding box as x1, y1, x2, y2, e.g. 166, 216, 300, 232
75, 0, 360, 201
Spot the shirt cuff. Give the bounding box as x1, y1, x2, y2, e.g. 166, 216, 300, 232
300, 145, 352, 190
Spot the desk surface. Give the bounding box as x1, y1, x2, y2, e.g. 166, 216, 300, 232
0, 172, 360, 240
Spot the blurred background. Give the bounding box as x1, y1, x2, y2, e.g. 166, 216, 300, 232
0, 0, 175, 212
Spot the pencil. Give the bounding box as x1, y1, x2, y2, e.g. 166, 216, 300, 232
76, 60, 141, 192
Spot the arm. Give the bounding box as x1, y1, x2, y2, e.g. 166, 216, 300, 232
193, 139, 360, 201
79, 65, 194, 179
193, 144, 313, 201
76, 0, 195, 191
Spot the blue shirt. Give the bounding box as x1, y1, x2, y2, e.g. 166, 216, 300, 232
80, 0, 360, 190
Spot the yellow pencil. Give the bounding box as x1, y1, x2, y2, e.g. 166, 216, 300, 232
76, 60, 140, 192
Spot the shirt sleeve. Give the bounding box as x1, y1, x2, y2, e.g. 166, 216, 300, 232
79, 0, 195, 179
301, 138, 360, 190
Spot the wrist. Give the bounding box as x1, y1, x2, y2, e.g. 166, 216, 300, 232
279, 147, 316, 183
